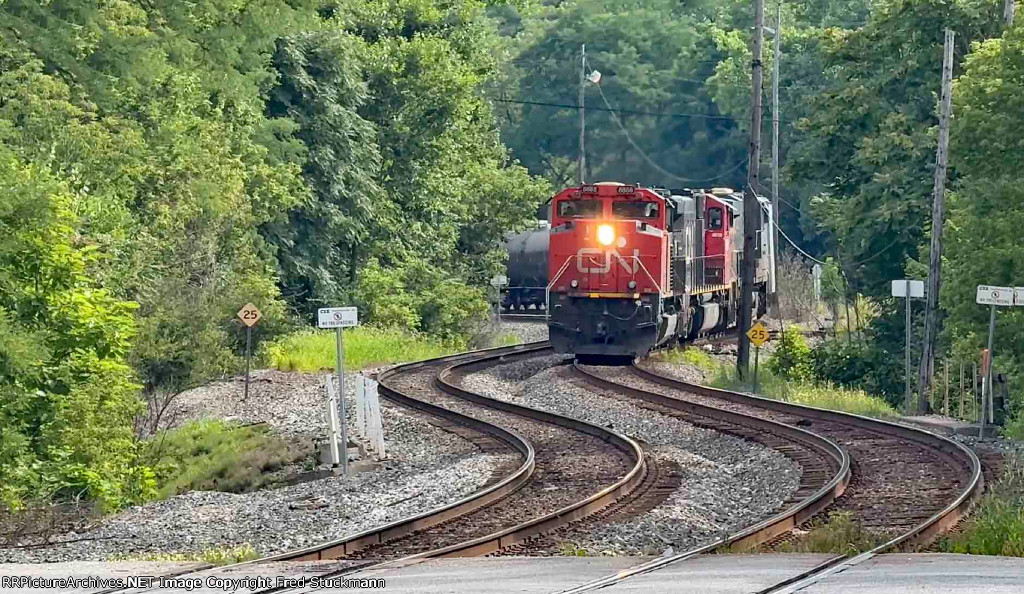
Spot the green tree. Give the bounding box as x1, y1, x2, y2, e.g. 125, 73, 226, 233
0, 145, 150, 510
944, 22, 1024, 410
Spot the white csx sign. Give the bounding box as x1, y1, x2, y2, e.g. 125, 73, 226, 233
576, 248, 640, 274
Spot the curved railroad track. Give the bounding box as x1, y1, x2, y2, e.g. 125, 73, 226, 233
552, 359, 983, 593
628, 362, 983, 547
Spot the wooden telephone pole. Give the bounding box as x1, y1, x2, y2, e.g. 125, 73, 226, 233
918, 29, 955, 414
738, 0, 765, 377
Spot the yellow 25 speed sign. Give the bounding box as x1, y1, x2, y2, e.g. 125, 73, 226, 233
746, 322, 770, 348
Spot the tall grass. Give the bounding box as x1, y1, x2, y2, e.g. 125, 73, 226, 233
778, 512, 884, 554
262, 326, 455, 372
110, 544, 259, 565
658, 347, 899, 419
144, 420, 308, 499
940, 453, 1024, 556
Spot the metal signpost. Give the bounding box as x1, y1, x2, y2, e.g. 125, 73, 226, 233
746, 321, 770, 394
236, 303, 263, 400
318, 306, 359, 475
892, 280, 924, 414
490, 275, 508, 324
975, 285, 1014, 438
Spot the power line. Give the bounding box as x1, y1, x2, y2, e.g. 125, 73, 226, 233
581, 58, 748, 184
486, 97, 739, 122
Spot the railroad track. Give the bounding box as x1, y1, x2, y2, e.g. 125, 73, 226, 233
552, 361, 983, 593
106, 342, 649, 593
102, 341, 980, 594
499, 312, 548, 323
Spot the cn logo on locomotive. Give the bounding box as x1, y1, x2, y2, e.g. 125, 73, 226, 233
576, 248, 640, 274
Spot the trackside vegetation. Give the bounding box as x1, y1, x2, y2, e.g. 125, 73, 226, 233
264, 328, 455, 372
0, 0, 548, 517
940, 453, 1024, 557
658, 332, 899, 420
144, 420, 309, 500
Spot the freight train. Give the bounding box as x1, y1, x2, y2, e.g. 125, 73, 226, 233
504, 183, 775, 359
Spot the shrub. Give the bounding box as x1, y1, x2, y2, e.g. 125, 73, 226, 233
766, 326, 813, 381
355, 258, 489, 345
809, 338, 903, 408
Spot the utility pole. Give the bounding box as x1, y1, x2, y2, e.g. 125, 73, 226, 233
1005, 0, 1015, 26
738, 0, 765, 377
770, 2, 782, 319
918, 29, 954, 415
578, 43, 586, 186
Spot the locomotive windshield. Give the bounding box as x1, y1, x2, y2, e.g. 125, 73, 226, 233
708, 207, 723, 230
612, 201, 660, 219
557, 199, 602, 218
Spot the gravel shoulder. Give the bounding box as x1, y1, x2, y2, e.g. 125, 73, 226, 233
0, 368, 515, 563
462, 356, 801, 556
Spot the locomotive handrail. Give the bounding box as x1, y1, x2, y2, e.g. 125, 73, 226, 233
545, 255, 575, 320
629, 255, 663, 296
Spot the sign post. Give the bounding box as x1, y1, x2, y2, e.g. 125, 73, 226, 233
491, 275, 507, 325
318, 307, 359, 475
975, 285, 1014, 438
892, 280, 924, 414
236, 303, 263, 400
746, 321, 770, 394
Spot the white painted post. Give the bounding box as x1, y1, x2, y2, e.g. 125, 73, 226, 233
367, 379, 385, 459
356, 373, 366, 438
324, 375, 340, 466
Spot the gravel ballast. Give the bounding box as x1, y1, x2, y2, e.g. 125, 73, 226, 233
462, 356, 802, 556
0, 369, 516, 563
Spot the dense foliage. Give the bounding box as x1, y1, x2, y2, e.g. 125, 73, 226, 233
0, 0, 546, 512
4, 0, 1024, 515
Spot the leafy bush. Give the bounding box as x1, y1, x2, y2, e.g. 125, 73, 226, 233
144, 420, 308, 499
766, 327, 813, 381
809, 338, 904, 408
0, 148, 152, 511
356, 259, 490, 345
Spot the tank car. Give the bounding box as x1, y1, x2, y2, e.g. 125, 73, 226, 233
502, 224, 549, 310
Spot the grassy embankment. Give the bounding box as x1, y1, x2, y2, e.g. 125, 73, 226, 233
142, 328, 458, 501
656, 347, 898, 419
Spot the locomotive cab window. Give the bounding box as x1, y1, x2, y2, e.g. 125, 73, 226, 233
612, 201, 660, 219
557, 199, 602, 219
707, 207, 723, 230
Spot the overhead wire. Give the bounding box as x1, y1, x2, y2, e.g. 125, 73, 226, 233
586, 57, 749, 184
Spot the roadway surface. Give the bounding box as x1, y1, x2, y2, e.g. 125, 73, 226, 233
3, 554, 1022, 593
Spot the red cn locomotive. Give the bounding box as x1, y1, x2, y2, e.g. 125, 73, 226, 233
546, 183, 774, 359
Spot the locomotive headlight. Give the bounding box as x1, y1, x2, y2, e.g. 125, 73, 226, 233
628, 280, 637, 290
597, 224, 615, 246
570, 280, 579, 288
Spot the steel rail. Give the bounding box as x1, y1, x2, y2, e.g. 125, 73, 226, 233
630, 363, 984, 551
253, 340, 646, 564
104, 343, 549, 594
555, 363, 851, 594
418, 346, 647, 558
260, 343, 550, 562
